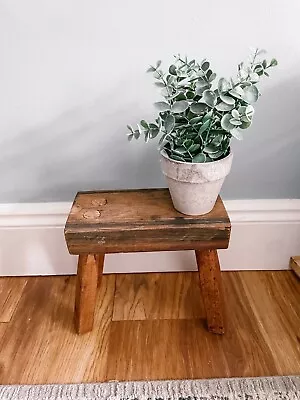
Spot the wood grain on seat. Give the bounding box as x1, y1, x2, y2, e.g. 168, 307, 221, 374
65, 189, 231, 254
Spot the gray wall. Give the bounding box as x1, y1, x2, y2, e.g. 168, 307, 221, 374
1, 0, 300, 203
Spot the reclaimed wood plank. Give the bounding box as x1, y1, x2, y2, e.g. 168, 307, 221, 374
65, 189, 230, 254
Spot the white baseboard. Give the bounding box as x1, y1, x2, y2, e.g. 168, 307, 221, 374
0, 199, 300, 276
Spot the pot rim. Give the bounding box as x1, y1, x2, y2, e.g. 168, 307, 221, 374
160, 148, 233, 165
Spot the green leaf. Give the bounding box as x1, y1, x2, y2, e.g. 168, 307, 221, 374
189, 116, 203, 125
218, 77, 230, 93
196, 78, 209, 88
159, 132, 168, 146
190, 103, 207, 115
164, 114, 175, 134
169, 64, 177, 75
229, 86, 244, 99
238, 106, 247, 115
169, 153, 185, 162
177, 77, 191, 87
154, 102, 170, 112
174, 146, 188, 155
206, 69, 212, 79
196, 86, 210, 96
153, 70, 163, 79
140, 120, 149, 129
137, 123, 143, 136
146, 65, 156, 73
133, 129, 140, 139
154, 82, 165, 88
210, 150, 224, 159
229, 119, 242, 126
192, 153, 206, 163
257, 49, 267, 56
202, 110, 213, 123
202, 90, 217, 108
220, 94, 235, 105
186, 91, 195, 99
198, 119, 210, 134
127, 133, 134, 141
175, 92, 186, 101
242, 85, 259, 104
254, 66, 264, 75
250, 72, 259, 83
156, 60, 162, 68
211, 134, 224, 146
171, 100, 189, 113
246, 105, 254, 118
240, 120, 251, 129
215, 102, 234, 112
241, 116, 249, 122
221, 113, 235, 131
150, 129, 159, 139
189, 144, 201, 153
231, 109, 240, 119
201, 61, 210, 71
127, 124, 134, 133
184, 139, 193, 148
165, 91, 179, 100
144, 131, 150, 143
208, 72, 217, 82
203, 144, 219, 154
230, 128, 243, 140
270, 58, 278, 67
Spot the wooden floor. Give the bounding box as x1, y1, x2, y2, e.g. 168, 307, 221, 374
0, 271, 299, 384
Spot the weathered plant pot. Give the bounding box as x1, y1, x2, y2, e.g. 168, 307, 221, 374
160, 150, 233, 215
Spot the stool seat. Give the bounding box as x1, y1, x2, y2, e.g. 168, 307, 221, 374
65, 189, 230, 254
64, 189, 231, 336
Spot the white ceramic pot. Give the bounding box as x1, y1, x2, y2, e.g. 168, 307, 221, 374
160, 150, 233, 215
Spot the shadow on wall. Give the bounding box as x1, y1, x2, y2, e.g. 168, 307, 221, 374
1, 74, 300, 202
0, 80, 165, 203
223, 74, 300, 199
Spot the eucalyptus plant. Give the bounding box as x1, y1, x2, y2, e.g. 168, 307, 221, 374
127, 49, 277, 163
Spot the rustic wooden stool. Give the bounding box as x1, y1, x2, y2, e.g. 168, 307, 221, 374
64, 189, 231, 335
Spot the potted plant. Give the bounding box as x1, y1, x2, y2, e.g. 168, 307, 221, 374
127, 49, 277, 215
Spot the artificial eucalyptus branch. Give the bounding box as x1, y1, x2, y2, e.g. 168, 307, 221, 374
127, 49, 277, 163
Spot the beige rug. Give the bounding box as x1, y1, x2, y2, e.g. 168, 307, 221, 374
0, 376, 299, 400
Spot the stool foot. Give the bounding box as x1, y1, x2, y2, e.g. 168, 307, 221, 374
75, 254, 99, 334
195, 249, 225, 335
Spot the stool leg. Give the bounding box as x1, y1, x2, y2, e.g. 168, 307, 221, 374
95, 254, 105, 288
75, 254, 98, 334
195, 249, 225, 335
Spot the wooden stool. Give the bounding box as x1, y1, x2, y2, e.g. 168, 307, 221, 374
64, 189, 231, 335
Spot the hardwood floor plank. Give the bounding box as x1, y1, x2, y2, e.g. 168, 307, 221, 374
0, 277, 27, 322
221, 273, 278, 377
107, 272, 282, 381
113, 272, 204, 321
0, 275, 115, 384
240, 271, 300, 375
0, 271, 298, 384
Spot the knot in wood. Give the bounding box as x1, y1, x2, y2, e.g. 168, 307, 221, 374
82, 209, 101, 219
91, 198, 107, 207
